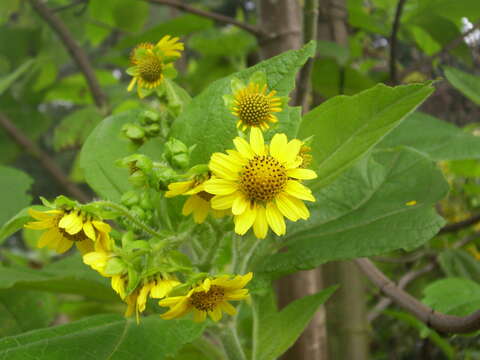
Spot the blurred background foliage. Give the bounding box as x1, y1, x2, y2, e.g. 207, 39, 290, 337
1, 0, 480, 359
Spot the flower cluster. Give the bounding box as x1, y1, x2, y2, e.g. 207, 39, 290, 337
24, 36, 317, 326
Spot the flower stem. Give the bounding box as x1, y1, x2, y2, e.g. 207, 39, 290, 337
220, 324, 247, 360
93, 200, 163, 239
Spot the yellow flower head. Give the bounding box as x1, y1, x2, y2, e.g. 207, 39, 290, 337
127, 35, 184, 97
25, 208, 112, 254
159, 272, 252, 323
125, 275, 181, 323
165, 173, 228, 224
83, 250, 127, 299
224, 72, 283, 132
205, 128, 317, 239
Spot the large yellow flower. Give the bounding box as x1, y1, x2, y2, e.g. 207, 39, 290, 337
224, 73, 283, 132
25, 208, 112, 254
125, 276, 180, 323
205, 128, 317, 239
159, 273, 252, 322
165, 174, 228, 224
127, 35, 183, 96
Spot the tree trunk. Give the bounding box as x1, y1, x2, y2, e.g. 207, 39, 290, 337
258, 1, 328, 359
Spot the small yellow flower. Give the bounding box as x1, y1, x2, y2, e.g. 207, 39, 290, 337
165, 174, 228, 224
159, 273, 253, 322
83, 250, 126, 299
125, 276, 181, 323
127, 35, 183, 96
224, 72, 283, 132
25, 208, 112, 254
205, 128, 317, 238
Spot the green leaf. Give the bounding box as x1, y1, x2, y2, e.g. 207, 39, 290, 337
117, 14, 213, 49
80, 109, 164, 200
444, 66, 480, 105
423, 278, 480, 316
169, 41, 316, 165
311, 58, 376, 98
0, 59, 34, 95
53, 107, 103, 151
0, 166, 33, 226
0, 314, 204, 359
316, 40, 350, 65
379, 112, 480, 161
0, 255, 118, 302
257, 148, 448, 277
253, 286, 337, 360
300, 82, 434, 191
188, 28, 257, 57
384, 310, 455, 359
438, 249, 480, 283
0, 289, 57, 337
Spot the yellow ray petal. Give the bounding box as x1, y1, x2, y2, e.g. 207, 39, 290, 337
253, 205, 268, 239
204, 178, 238, 195
234, 205, 257, 235
284, 180, 316, 201
286, 168, 317, 180
249, 128, 265, 155
265, 202, 286, 236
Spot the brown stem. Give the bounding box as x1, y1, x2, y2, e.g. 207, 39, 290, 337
439, 213, 480, 234
145, 0, 265, 38
0, 113, 90, 203
389, 0, 407, 84
356, 258, 480, 334
295, 0, 320, 110
28, 0, 109, 113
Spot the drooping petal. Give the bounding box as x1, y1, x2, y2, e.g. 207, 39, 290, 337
211, 192, 241, 210
231, 194, 249, 215
83, 221, 96, 240
191, 197, 210, 224
209, 307, 223, 322
253, 205, 268, 239
275, 193, 301, 221
220, 301, 237, 316
193, 309, 207, 323
165, 180, 195, 197
234, 205, 257, 235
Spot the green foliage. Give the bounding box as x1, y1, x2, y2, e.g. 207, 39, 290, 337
0, 255, 117, 302
0, 59, 34, 95
444, 67, 480, 105
253, 286, 337, 360
80, 109, 164, 201
423, 278, 480, 316
439, 249, 480, 283
257, 148, 448, 277
379, 112, 480, 160
0, 314, 205, 360
0, 289, 57, 337
169, 42, 316, 164
0, 206, 44, 245
299, 82, 434, 190
0, 167, 32, 227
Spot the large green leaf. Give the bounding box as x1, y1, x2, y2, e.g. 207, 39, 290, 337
422, 278, 480, 316
299, 82, 434, 190
444, 66, 480, 105
257, 148, 448, 277
169, 42, 316, 165
0, 314, 204, 359
0, 289, 56, 337
0, 167, 32, 226
0, 256, 117, 302
253, 286, 337, 360
379, 112, 480, 160
80, 109, 164, 201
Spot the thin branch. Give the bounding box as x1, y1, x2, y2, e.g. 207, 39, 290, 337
389, 0, 407, 84
145, 0, 265, 38
295, 0, 319, 110
0, 113, 90, 203
400, 21, 480, 79
368, 231, 480, 321
439, 213, 480, 234
356, 258, 480, 333
28, 0, 109, 113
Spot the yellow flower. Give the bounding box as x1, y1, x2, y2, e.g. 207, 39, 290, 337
24, 208, 112, 254
159, 273, 253, 322
165, 174, 228, 224
204, 128, 317, 239
127, 35, 183, 96
125, 276, 181, 323
225, 73, 283, 132
83, 250, 126, 299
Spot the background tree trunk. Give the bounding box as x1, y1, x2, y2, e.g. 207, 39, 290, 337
257, 1, 329, 359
